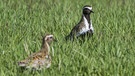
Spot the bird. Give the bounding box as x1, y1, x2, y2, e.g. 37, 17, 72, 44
65, 5, 94, 41
18, 34, 56, 70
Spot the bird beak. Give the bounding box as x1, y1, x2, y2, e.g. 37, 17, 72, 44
91, 10, 94, 13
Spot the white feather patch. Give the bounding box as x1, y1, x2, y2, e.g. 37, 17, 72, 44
77, 16, 89, 36
84, 7, 92, 10
90, 20, 94, 32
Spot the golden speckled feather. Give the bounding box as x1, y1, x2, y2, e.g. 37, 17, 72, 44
18, 34, 55, 70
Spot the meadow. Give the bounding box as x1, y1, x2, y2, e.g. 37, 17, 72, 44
0, 0, 135, 76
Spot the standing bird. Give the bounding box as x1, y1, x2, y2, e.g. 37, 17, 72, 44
18, 34, 56, 70
65, 5, 94, 40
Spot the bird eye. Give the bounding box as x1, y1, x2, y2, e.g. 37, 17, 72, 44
50, 37, 53, 39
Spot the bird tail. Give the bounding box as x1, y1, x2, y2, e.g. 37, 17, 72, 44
65, 34, 74, 41
65, 34, 70, 41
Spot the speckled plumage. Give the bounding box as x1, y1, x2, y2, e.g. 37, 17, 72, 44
18, 34, 55, 70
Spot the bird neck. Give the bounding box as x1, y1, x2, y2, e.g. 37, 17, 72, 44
41, 41, 50, 54
82, 14, 90, 24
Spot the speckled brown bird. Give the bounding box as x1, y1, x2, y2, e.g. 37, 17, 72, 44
65, 5, 94, 40
18, 34, 56, 70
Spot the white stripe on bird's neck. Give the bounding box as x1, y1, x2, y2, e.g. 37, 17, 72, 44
76, 15, 89, 36
90, 20, 94, 32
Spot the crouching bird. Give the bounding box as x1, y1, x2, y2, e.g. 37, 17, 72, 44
18, 34, 56, 70
65, 5, 94, 41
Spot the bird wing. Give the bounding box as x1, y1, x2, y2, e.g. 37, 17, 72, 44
27, 51, 46, 60
71, 21, 85, 33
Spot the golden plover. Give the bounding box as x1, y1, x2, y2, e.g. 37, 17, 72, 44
18, 34, 56, 70
66, 5, 94, 40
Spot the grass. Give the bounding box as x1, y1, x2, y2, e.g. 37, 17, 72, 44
0, 0, 135, 76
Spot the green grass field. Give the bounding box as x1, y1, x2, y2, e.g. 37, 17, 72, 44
0, 0, 135, 76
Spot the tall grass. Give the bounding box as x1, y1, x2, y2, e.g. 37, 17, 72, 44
0, 0, 135, 76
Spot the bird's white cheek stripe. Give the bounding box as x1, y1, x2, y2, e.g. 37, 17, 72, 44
46, 35, 53, 38
84, 7, 92, 10
45, 35, 53, 40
